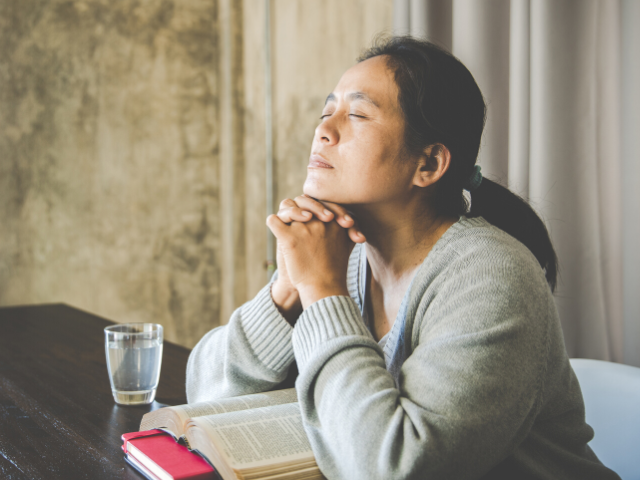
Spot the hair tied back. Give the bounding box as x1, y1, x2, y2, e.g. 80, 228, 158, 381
465, 165, 483, 191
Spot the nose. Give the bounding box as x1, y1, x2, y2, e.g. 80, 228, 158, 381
315, 116, 339, 146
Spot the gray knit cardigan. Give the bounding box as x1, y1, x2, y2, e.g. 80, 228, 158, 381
186, 216, 620, 480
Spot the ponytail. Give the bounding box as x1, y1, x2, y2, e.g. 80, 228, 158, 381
469, 178, 558, 292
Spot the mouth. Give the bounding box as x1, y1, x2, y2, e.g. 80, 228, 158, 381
308, 154, 334, 169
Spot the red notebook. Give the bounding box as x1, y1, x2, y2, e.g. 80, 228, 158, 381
122, 429, 217, 480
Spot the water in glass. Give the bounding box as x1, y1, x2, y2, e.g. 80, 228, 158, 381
105, 323, 163, 405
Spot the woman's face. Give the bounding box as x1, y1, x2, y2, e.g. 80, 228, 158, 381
303, 55, 418, 207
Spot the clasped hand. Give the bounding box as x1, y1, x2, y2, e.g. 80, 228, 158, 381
267, 195, 366, 315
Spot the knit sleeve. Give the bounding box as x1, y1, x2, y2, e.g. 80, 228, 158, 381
186, 271, 295, 403
291, 247, 555, 480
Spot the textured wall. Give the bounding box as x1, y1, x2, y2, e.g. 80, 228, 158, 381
0, 0, 392, 347
271, 0, 394, 203
0, 0, 222, 346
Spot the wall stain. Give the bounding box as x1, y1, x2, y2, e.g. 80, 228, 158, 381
0, 0, 223, 348
1, 0, 393, 348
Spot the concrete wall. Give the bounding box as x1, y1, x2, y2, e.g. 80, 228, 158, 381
0, 0, 392, 347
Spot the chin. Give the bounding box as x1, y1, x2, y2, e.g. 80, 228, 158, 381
303, 179, 340, 203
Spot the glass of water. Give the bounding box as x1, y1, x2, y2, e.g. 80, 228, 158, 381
104, 323, 163, 406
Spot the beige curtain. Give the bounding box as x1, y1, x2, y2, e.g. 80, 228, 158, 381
394, 0, 640, 366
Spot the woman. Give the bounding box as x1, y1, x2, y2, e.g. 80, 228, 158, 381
187, 37, 619, 480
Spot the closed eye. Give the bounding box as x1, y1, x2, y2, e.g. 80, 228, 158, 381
319, 113, 366, 120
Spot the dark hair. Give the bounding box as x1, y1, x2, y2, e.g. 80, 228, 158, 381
358, 36, 558, 292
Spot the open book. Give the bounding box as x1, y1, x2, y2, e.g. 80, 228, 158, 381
140, 389, 324, 480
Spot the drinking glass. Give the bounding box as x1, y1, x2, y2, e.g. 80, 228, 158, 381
104, 323, 163, 405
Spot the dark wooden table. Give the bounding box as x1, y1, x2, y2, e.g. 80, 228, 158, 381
0, 304, 191, 479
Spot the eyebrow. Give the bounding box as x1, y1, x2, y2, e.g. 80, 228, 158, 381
324, 91, 379, 108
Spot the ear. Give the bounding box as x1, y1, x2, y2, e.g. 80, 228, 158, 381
412, 144, 452, 188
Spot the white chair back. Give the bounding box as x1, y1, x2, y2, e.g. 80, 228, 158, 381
570, 358, 640, 480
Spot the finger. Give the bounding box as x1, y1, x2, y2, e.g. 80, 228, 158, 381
277, 207, 313, 224
316, 200, 357, 228
347, 226, 366, 243
316, 199, 367, 239
298, 195, 366, 240
278, 198, 297, 210
294, 195, 335, 221
266, 214, 290, 239
277, 198, 315, 223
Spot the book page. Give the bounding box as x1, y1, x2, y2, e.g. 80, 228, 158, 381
140, 388, 298, 437
175, 388, 297, 419
188, 402, 315, 470
140, 407, 190, 435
